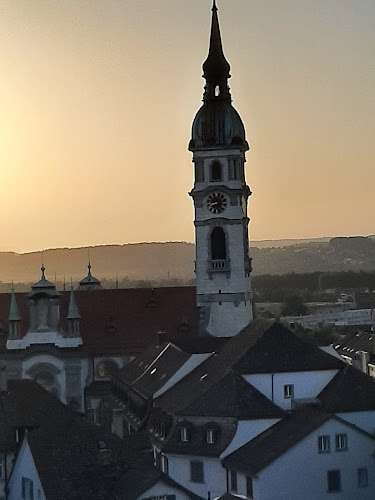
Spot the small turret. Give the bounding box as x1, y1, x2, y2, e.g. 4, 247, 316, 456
67, 286, 80, 337
78, 262, 102, 291
8, 286, 21, 340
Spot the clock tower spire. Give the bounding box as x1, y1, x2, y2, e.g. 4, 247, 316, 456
189, 0, 252, 337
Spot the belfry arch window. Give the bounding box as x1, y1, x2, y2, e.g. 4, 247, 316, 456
210, 161, 222, 181
211, 227, 226, 260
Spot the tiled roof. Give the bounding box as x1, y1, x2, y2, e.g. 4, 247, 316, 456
154, 320, 342, 415
335, 330, 375, 356
27, 417, 131, 499
115, 466, 205, 500
177, 371, 284, 419
0, 287, 199, 354
222, 406, 333, 475
155, 319, 272, 414
233, 322, 344, 374
318, 364, 375, 412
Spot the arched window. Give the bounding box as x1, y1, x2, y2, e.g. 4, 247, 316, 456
211, 227, 226, 260
210, 161, 222, 181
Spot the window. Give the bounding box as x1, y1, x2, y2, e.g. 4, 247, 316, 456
206, 429, 215, 444
318, 435, 330, 453
358, 468, 368, 487
179, 427, 188, 442
190, 461, 204, 483
246, 476, 253, 498
160, 422, 166, 439
210, 161, 222, 181
161, 454, 169, 475
230, 471, 238, 492
22, 477, 34, 500
335, 434, 348, 451
327, 470, 341, 493
283, 384, 294, 398
211, 227, 226, 260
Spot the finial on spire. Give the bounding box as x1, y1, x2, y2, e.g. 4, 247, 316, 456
88, 262, 92, 277
41, 264, 46, 280
202, 0, 231, 101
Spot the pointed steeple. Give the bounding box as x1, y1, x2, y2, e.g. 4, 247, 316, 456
8, 286, 21, 322
202, 0, 231, 102
67, 285, 80, 320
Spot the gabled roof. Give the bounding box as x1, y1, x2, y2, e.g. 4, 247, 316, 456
0, 286, 199, 354
222, 407, 333, 475
115, 466, 205, 500
155, 319, 271, 414
27, 417, 130, 500
178, 371, 284, 419
154, 320, 343, 415
318, 364, 375, 412
233, 322, 344, 374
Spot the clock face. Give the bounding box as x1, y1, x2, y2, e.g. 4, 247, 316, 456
206, 192, 227, 214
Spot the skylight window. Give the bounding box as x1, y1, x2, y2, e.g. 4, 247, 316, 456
150, 368, 157, 375
200, 374, 208, 381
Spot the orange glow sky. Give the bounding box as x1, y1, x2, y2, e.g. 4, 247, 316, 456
0, 0, 374, 252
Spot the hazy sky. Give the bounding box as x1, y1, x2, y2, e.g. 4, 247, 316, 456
1, 0, 374, 252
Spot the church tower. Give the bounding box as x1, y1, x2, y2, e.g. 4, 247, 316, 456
189, 0, 252, 337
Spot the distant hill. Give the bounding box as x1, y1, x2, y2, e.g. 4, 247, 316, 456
0, 236, 374, 288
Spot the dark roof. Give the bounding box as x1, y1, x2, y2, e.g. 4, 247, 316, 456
318, 364, 375, 412
0, 287, 199, 354
115, 466, 205, 500
155, 318, 272, 414
222, 407, 333, 475
178, 371, 284, 419
119, 343, 191, 399
233, 322, 344, 374
335, 330, 375, 356
154, 320, 342, 415
27, 417, 130, 500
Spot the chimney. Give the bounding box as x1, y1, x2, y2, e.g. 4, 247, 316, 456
0, 364, 8, 392
156, 330, 166, 348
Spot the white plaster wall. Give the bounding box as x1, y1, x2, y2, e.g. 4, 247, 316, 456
8, 441, 45, 500
338, 411, 375, 434
207, 301, 252, 338
243, 370, 338, 410
255, 418, 375, 500
137, 480, 193, 500
221, 419, 280, 458
167, 454, 227, 499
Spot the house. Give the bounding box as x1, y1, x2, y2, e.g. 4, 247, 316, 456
334, 328, 375, 377
115, 320, 375, 499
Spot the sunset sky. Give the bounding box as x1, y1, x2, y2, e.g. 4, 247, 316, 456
0, 0, 374, 253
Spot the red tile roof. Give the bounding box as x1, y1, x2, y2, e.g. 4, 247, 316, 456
0, 287, 199, 355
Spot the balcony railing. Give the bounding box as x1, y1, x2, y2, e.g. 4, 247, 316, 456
208, 259, 230, 276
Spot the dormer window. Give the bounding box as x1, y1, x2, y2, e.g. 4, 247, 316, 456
215, 85, 220, 97
206, 429, 215, 444
210, 161, 222, 181
179, 426, 189, 442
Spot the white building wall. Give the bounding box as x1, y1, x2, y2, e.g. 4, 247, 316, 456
337, 411, 375, 434
254, 419, 375, 500
243, 370, 338, 410
8, 441, 45, 500
167, 454, 226, 499
221, 419, 280, 458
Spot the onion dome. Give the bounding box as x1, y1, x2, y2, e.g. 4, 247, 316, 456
189, 0, 249, 152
